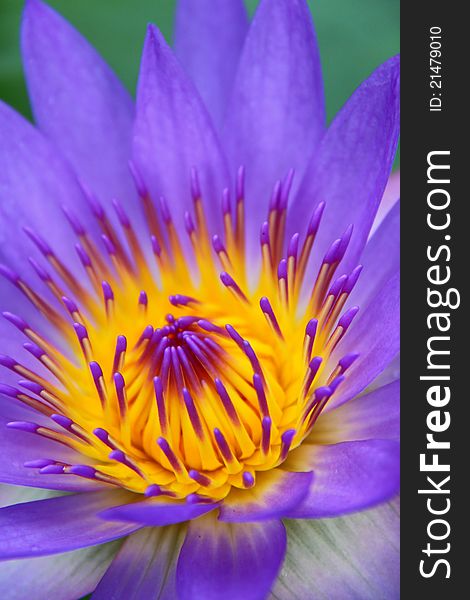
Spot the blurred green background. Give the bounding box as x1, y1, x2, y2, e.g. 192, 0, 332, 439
0, 0, 399, 123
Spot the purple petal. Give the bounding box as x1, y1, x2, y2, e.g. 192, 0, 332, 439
316, 380, 400, 443
0, 489, 140, 559
327, 269, 399, 412
174, 0, 248, 130
0, 407, 105, 492
176, 512, 286, 600
286, 439, 399, 518
290, 55, 400, 277
99, 497, 217, 526
219, 470, 313, 522
0, 541, 119, 600
352, 199, 399, 310
273, 498, 399, 599
22, 0, 136, 214
371, 170, 400, 235
92, 526, 183, 600
224, 0, 325, 258
133, 25, 230, 238
0, 101, 89, 273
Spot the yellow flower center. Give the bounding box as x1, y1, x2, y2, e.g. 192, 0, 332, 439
4, 168, 360, 501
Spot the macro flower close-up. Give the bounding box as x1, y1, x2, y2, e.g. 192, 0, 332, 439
0, 0, 400, 598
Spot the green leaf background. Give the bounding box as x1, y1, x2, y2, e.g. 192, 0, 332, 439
1, 0, 399, 123
0, 1, 399, 598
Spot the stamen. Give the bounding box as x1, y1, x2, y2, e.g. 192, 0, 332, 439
113, 335, 127, 374
113, 372, 128, 418
220, 272, 248, 303
260, 297, 284, 339
153, 376, 168, 434
280, 429, 296, 461
261, 416, 271, 454
89, 361, 108, 409
157, 437, 185, 474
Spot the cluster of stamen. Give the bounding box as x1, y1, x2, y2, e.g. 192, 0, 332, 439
0, 164, 362, 502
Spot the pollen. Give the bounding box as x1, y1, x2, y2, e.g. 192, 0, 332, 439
1, 166, 361, 501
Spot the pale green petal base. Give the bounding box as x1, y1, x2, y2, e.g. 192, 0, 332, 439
271, 498, 400, 600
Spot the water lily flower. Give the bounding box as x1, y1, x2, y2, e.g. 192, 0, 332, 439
0, 0, 400, 598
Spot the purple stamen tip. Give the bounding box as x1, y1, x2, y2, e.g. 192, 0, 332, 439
102, 234, 116, 255
315, 386, 332, 401
157, 437, 168, 449
0, 264, 20, 285
23, 342, 44, 359
0, 384, 18, 398
197, 319, 219, 333
309, 356, 323, 373
0, 354, 17, 369
243, 472, 255, 488
190, 167, 201, 199
259, 297, 269, 312
70, 465, 96, 478
142, 325, 154, 340
329, 375, 345, 393
281, 429, 296, 445
79, 181, 104, 219
338, 224, 354, 257
18, 379, 43, 395
288, 233, 299, 258
307, 201, 326, 236
74, 322, 88, 341
62, 296, 79, 314
102, 281, 114, 302
76, 243, 92, 267
236, 165, 245, 200
28, 257, 51, 282
3, 312, 28, 331
338, 306, 360, 329
222, 188, 231, 215
89, 361, 103, 380
128, 160, 148, 197
212, 235, 224, 254
116, 335, 127, 354
62, 205, 85, 236
112, 198, 130, 228
145, 484, 162, 497
269, 181, 281, 212
329, 274, 348, 297
40, 464, 65, 475
23, 227, 52, 255
323, 238, 342, 264
93, 428, 110, 443
220, 272, 232, 286
24, 459, 54, 469
225, 324, 244, 347
277, 259, 287, 280
114, 371, 125, 390
109, 449, 126, 463
306, 319, 318, 338
160, 197, 171, 224
184, 211, 195, 234
339, 353, 360, 370
6, 421, 39, 433
51, 414, 73, 429
260, 221, 270, 245
151, 235, 161, 256
344, 265, 363, 293
139, 291, 148, 306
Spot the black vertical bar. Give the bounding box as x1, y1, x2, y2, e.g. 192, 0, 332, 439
401, 2, 466, 597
